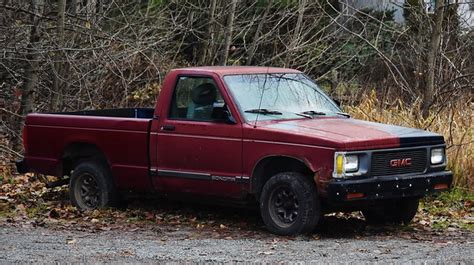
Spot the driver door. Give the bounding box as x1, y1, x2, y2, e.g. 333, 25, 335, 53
155, 75, 243, 198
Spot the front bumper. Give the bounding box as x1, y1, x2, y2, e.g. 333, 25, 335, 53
15, 159, 29, 174
327, 171, 452, 202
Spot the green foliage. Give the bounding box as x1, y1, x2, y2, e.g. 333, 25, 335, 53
146, 0, 168, 12
432, 188, 474, 207
358, 7, 396, 22
403, 0, 423, 21
421, 188, 473, 230
8, 177, 15, 185
315, 8, 399, 82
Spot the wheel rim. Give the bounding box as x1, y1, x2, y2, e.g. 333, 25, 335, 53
77, 173, 100, 209
269, 186, 299, 227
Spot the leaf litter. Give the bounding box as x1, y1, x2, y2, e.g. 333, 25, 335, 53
0, 172, 472, 242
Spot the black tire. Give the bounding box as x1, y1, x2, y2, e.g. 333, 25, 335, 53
260, 172, 321, 235
362, 198, 419, 225
69, 161, 119, 210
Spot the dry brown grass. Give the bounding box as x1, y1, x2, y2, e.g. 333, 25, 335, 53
346, 91, 473, 191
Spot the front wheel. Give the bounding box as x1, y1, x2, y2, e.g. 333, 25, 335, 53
69, 161, 119, 210
260, 172, 321, 235
362, 198, 419, 225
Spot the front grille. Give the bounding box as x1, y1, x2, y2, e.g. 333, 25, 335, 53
371, 149, 427, 177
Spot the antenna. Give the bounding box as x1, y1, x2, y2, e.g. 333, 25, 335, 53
253, 65, 270, 128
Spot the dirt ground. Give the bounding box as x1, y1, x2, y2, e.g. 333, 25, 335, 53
1, 200, 473, 263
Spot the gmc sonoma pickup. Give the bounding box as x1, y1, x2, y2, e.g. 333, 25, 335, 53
16, 66, 452, 235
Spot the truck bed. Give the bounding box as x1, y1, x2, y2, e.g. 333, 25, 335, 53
23, 108, 155, 191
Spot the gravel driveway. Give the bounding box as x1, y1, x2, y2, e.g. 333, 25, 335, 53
1, 224, 473, 263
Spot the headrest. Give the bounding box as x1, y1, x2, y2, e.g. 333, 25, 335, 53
191, 83, 217, 105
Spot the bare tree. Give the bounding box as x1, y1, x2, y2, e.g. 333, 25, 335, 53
19, 0, 44, 116
285, 0, 307, 66
219, 0, 237, 66
422, 0, 445, 118
246, 0, 273, 66
86, 0, 97, 23
198, 0, 217, 65
52, 0, 66, 111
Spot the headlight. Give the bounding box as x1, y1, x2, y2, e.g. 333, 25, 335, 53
334, 153, 359, 178
345, 155, 359, 172
431, 148, 445, 165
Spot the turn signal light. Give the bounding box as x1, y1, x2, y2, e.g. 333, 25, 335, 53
346, 192, 364, 200
336, 154, 343, 174
434, 183, 448, 190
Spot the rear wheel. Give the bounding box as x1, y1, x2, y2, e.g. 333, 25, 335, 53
260, 172, 321, 235
69, 161, 119, 210
362, 198, 419, 224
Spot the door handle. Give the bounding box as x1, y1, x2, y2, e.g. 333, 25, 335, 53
161, 125, 175, 131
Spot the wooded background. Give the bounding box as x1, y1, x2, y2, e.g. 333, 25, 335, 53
0, 0, 472, 188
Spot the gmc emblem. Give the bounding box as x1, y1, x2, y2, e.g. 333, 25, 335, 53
389, 158, 412, 167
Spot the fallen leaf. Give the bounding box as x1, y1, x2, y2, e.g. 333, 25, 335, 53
145, 212, 155, 221
48, 209, 60, 219
419, 220, 430, 226
121, 250, 134, 256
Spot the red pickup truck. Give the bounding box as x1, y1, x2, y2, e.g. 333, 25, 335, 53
16, 66, 452, 235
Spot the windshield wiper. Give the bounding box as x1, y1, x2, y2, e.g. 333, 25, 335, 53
295, 112, 313, 119
301, 110, 326, 116
336, 112, 351, 118
244, 108, 282, 115
301, 110, 350, 118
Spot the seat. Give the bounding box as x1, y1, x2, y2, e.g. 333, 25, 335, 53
186, 83, 217, 120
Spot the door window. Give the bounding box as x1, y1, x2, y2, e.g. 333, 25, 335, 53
169, 76, 226, 122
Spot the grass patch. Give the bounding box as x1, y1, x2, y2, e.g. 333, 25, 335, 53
419, 188, 473, 231
422, 188, 473, 213
25, 202, 49, 219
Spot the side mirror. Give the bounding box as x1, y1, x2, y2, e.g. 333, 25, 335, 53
333, 99, 341, 108
223, 110, 237, 124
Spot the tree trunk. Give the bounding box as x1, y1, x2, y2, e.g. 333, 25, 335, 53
198, 0, 217, 65
86, 0, 97, 24
246, 0, 273, 66
52, 0, 66, 111
219, 0, 237, 66
69, 0, 79, 16
16, 0, 43, 150
285, 0, 306, 67
19, 0, 43, 116
422, 0, 444, 119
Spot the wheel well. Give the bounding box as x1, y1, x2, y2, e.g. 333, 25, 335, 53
251, 156, 314, 198
61, 142, 108, 177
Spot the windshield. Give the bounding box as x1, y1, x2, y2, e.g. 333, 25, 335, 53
223, 73, 341, 121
